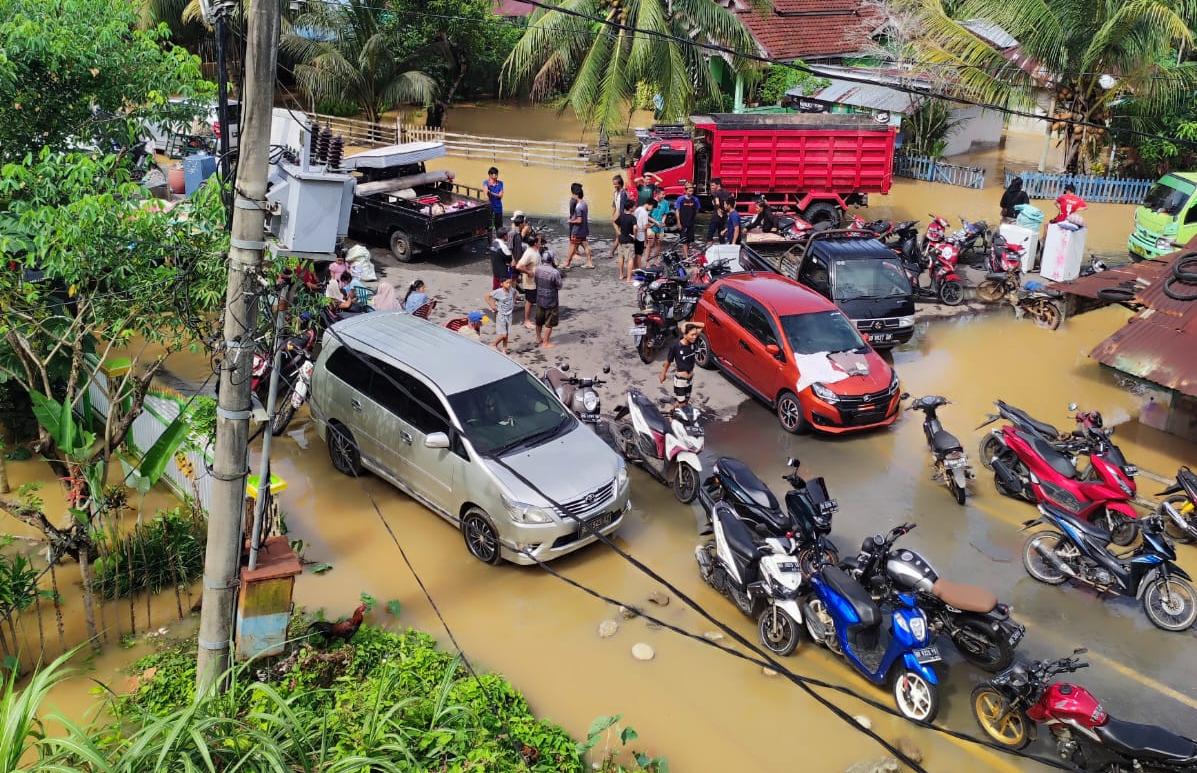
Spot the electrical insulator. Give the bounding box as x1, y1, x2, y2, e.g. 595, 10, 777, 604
328, 135, 344, 168
317, 126, 332, 161
308, 128, 320, 160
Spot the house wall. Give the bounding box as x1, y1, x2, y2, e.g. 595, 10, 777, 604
1006, 89, 1054, 135
943, 106, 1005, 157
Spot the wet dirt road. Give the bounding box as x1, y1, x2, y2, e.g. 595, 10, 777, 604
256, 303, 1197, 771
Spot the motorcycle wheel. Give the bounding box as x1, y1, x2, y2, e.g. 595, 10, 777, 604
1022, 531, 1069, 585
270, 400, 298, 437
938, 280, 964, 306
802, 598, 838, 652
976, 279, 1005, 303
977, 434, 1003, 471
892, 669, 939, 723
1030, 300, 1062, 330
1100, 511, 1137, 547
970, 686, 1031, 749
673, 463, 699, 504
1142, 577, 1197, 632
636, 285, 648, 311
614, 421, 640, 462
1160, 495, 1197, 544
728, 584, 758, 617
799, 544, 839, 575
637, 334, 655, 364
758, 607, 802, 656
948, 473, 967, 505
952, 619, 1013, 672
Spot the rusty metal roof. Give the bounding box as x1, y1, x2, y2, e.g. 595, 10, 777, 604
1046, 259, 1169, 300
1088, 248, 1197, 396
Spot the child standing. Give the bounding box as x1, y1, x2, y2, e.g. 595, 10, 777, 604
486, 276, 517, 353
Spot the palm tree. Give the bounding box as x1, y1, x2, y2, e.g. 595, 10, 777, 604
282, 0, 436, 125
502, 0, 760, 132
892, 0, 1197, 171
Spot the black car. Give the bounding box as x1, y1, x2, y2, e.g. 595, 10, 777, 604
739, 231, 915, 348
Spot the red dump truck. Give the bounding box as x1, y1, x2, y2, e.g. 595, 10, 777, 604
629, 113, 897, 226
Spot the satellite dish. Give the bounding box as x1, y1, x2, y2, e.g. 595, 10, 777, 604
1098, 74, 1118, 90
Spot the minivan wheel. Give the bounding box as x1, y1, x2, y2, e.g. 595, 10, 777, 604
327, 422, 362, 476
694, 332, 716, 370
462, 508, 502, 565
776, 391, 807, 434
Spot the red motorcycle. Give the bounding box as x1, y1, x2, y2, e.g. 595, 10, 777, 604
985, 409, 1139, 546
972, 649, 1197, 769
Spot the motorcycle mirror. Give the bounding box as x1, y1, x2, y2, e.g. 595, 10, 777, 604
602, 365, 611, 374
1073, 647, 1088, 655
786, 457, 800, 468
560, 363, 570, 372
1067, 402, 1078, 411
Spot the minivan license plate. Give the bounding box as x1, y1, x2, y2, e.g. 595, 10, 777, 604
912, 646, 941, 664
629, 326, 647, 336
580, 512, 615, 536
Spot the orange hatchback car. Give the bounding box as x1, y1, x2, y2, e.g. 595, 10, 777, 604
691, 273, 901, 434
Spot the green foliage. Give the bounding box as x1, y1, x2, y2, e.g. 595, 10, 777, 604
0, 549, 41, 621
0, 0, 212, 162
182, 395, 216, 451
757, 62, 828, 105
503, 0, 762, 132
0, 649, 77, 769
903, 99, 961, 158
12, 624, 665, 771
127, 408, 189, 494
90, 505, 206, 599
1111, 104, 1197, 178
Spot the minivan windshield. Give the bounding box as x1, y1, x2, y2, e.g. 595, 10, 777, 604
831, 258, 912, 301
1143, 178, 1194, 216
780, 310, 867, 355
448, 371, 574, 457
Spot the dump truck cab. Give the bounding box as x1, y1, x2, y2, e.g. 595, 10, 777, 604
1129, 172, 1197, 260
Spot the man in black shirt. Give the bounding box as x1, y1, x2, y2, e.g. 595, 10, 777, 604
614, 198, 638, 281
706, 178, 733, 243
659, 321, 705, 409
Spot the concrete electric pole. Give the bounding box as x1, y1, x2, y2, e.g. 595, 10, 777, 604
196, 0, 280, 694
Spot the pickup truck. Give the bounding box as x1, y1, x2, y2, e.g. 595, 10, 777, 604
734, 230, 916, 348
343, 142, 491, 262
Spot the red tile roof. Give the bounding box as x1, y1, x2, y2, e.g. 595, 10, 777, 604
494, 0, 534, 17
737, 1, 882, 61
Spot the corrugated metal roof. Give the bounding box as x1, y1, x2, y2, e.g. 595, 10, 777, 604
793, 67, 925, 113
961, 19, 1019, 50
1046, 259, 1169, 300
1087, 248, 1197, 397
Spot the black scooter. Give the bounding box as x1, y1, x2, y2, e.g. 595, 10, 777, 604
906, 395, 974, 505
699, 456, 839, 572
1157, 466, 1197, 544
845, 523, 1025, 672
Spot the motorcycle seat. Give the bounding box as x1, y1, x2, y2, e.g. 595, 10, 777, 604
715, 504, 762, 584
717, 457, 780, 511
629, 390, 667, 437
1021, 431, 1078, 479
985, 271, 1010, 281
1095, 716, 1197, 764
821, 566, 880, 630
931, 430, 963, 454
545, 369, 576, 406
997, 400, 1059, 439
931, 579, 996, 614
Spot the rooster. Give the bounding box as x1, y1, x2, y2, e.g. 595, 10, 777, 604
306, 603, 366, 644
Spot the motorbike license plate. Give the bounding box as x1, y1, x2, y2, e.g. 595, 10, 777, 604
579, 511, 616, 536
292, 378, 309, 407
912, 646, 941, 664
629, 326, 647, 336
1009, 626, 1025, 647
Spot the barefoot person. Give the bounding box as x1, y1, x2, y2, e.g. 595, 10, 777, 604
564, 183, 594, 269
515, 233, 542, 329
659, 322, 705, 410
534, 250, 564, 349
615, 198, 637, 281
485, 275, 516, 354
675, 182, 700, 259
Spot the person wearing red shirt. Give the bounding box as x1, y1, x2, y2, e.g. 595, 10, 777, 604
1053, 184, 1087, 223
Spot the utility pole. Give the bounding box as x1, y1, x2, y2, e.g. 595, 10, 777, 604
196, 0, 280, 695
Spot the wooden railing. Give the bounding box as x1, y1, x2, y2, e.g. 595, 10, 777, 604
1003, 169, 1153, 205
306, 113, 396, 147
894, 152, 987, 189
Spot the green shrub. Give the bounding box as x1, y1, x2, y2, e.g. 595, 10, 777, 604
90, 506, 206, 599
903, 99, 962, 159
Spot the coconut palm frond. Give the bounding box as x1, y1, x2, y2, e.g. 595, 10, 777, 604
566, 26, 618, 126
382, 71, 438, 109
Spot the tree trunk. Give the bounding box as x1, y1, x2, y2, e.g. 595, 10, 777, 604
77, 543, 101, 653
49, 560, 65, 652
0, 452, 9, 495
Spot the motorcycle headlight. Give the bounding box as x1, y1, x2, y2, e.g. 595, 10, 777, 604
501, 494, 554, 524
582, 391, 599, 412
897, 315, 915, 328
1116, 477, 1132, 495
894, 614, 909, 634
811, 382, 839, 403
910, 614, 927, 641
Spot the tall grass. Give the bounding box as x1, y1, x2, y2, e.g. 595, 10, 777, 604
0, 650, 74, 773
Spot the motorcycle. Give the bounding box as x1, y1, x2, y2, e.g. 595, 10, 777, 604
803, 561, 942, 723
1022, 507, 1197, 631
972, 649, 1197, 769
846, 523, 1024, 672
904, 235, 964, 306
951, 216, 990, 264
270, 355, 314, 436
977, 399, 1096, 470
612, 390, 704, 503
543, 363, 608, 428
976, 265, 1063, 329
630, 281, 703, 363
920, 214, 951, 253
696, 500, 806, 655
1157, 466, 1197, 544
633, 251, 690, 309
986, 409, 1140, 546
698, 456, 839, 572
906, 395, 974, 505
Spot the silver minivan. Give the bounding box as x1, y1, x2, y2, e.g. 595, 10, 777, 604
309, 312, 630, 565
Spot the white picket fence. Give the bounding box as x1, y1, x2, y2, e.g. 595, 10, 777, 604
86, 361, 214, 512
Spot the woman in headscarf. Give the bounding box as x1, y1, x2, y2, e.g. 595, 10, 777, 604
1000, 176, 1029, 220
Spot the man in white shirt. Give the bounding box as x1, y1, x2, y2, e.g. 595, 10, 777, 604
515, 234, 543, 330
634, 200, 654, 274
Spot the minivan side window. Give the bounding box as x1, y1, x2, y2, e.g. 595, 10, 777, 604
400, 374, 451, 436
325, 347, 372, 393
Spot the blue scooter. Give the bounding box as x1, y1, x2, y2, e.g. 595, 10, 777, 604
803, 562, 942, 722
